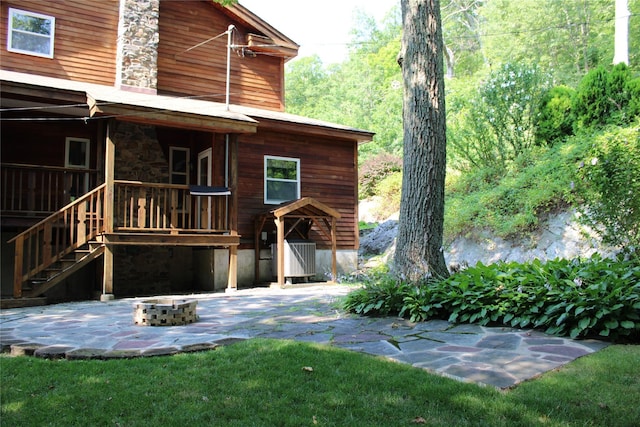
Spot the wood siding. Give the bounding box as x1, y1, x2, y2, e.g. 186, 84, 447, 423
1, 118, 99, 169
157, 1, 285, 111
0, 1, 119, 85
237, 129, 359, 250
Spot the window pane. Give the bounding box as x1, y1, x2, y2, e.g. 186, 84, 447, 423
267, 159, 297, 180
11, 32, 51, 55
67, 140, 88, 167
267, 181, 297, 202
12, 14, 51, 35
172, 175, 187, 185
172, 151, 187, 173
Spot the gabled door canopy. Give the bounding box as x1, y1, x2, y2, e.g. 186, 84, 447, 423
254, 197, 341, 287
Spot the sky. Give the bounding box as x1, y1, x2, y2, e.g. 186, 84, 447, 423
239, 0, 398, 64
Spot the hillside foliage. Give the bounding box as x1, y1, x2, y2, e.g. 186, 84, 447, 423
285, 0, 640, 252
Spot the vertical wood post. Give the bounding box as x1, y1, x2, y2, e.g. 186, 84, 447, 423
13, 235, 24, 298
226, 134, 239, 291
102, 244, 114, 299
228, 134, 238, 232
227, 245, 238, 291
102, 120, 115, 301
331, 217, 338, 282
276, 216, 285, 287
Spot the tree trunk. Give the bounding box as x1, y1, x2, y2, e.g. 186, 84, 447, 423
395, 0, 449, 282
613, 0, 629, 65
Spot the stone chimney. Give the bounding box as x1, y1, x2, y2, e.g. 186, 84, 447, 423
115, 0, 160, 94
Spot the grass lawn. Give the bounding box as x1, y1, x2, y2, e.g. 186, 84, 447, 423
1, 339, 638, 426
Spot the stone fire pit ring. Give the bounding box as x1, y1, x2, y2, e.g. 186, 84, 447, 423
133, 299, 198, 326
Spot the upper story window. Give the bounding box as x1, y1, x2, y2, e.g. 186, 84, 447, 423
7, 8, 55, 58
264, 155, 300, 205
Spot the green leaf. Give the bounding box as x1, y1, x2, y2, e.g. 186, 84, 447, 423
605, 319, 619, 329
556, 312, 568, 326
578, 317, 590, 330
620, 320, 635, 329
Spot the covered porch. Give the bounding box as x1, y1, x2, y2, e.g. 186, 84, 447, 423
1, 70, 257, 301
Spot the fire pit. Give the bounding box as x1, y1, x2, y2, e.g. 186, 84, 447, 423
133, 299, 198, 326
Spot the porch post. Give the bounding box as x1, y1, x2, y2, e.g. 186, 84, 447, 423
101, 119, 116, 301
331, 217, 338, 283
276, 216, 285, 287
226, 134, 239, 292
226, 245, 238, 292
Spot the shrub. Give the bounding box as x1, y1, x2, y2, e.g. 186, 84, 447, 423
574, 122, 640, 252
373, 171, 402, 218
345, 255, 640, 341
480, 62, 550, 159
343, 266, 409, 316
625, 76, 640, 119
572, 63, 638, 130
573, 65, 611, 130
359, 152, 402, 198
534, 85, 576, 145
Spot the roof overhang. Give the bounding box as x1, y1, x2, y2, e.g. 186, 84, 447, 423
85, 87, 257, 133
221, 2, 300, 61
232, 105, 375, 144
1, 70, 374, 141
271, 197, 341, 220
0, 70, 258, 133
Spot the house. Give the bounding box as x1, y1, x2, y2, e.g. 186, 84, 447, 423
0, 0, 373, 305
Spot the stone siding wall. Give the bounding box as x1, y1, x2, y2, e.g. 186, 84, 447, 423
113, 122, 168, 182
118, 0, 160, 91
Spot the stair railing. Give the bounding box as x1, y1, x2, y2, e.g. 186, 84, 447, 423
9, 184, 107, 297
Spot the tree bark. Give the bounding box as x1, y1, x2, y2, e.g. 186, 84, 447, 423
395, 0, 449, 282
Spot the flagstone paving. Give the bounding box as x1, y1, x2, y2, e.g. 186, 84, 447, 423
0, 284, 609, 389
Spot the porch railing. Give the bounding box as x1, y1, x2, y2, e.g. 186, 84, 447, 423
114, 180, 229, 233
9, 184, 107, 297
1, 163, 98, 216
8, 179, 231, 297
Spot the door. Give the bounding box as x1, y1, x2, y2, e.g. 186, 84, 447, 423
197, 148, 212, 229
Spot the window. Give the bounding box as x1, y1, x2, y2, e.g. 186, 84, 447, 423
170, 147, 190, 185
65, 137, 90, 199
65, 137, 90, 169
264, 156, 300, 204
7, 8, 55, 58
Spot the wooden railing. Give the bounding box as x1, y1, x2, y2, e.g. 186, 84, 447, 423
9, 184, 106, 297
8, 180, 231, 297
1, 163, 98, 216
114, 180, 230, 233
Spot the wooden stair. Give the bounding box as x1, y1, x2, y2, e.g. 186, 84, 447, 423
22, 242, 105, 298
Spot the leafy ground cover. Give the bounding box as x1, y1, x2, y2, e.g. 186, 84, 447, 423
2, 339, 639, 426
345, 255, 640, 342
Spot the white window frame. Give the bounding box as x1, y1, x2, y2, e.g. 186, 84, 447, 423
65, 137, 90, 198
169, 147, 190, 185
7, 8, 55, 59
65, 137, 90, 169
264, 155, 300, 205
